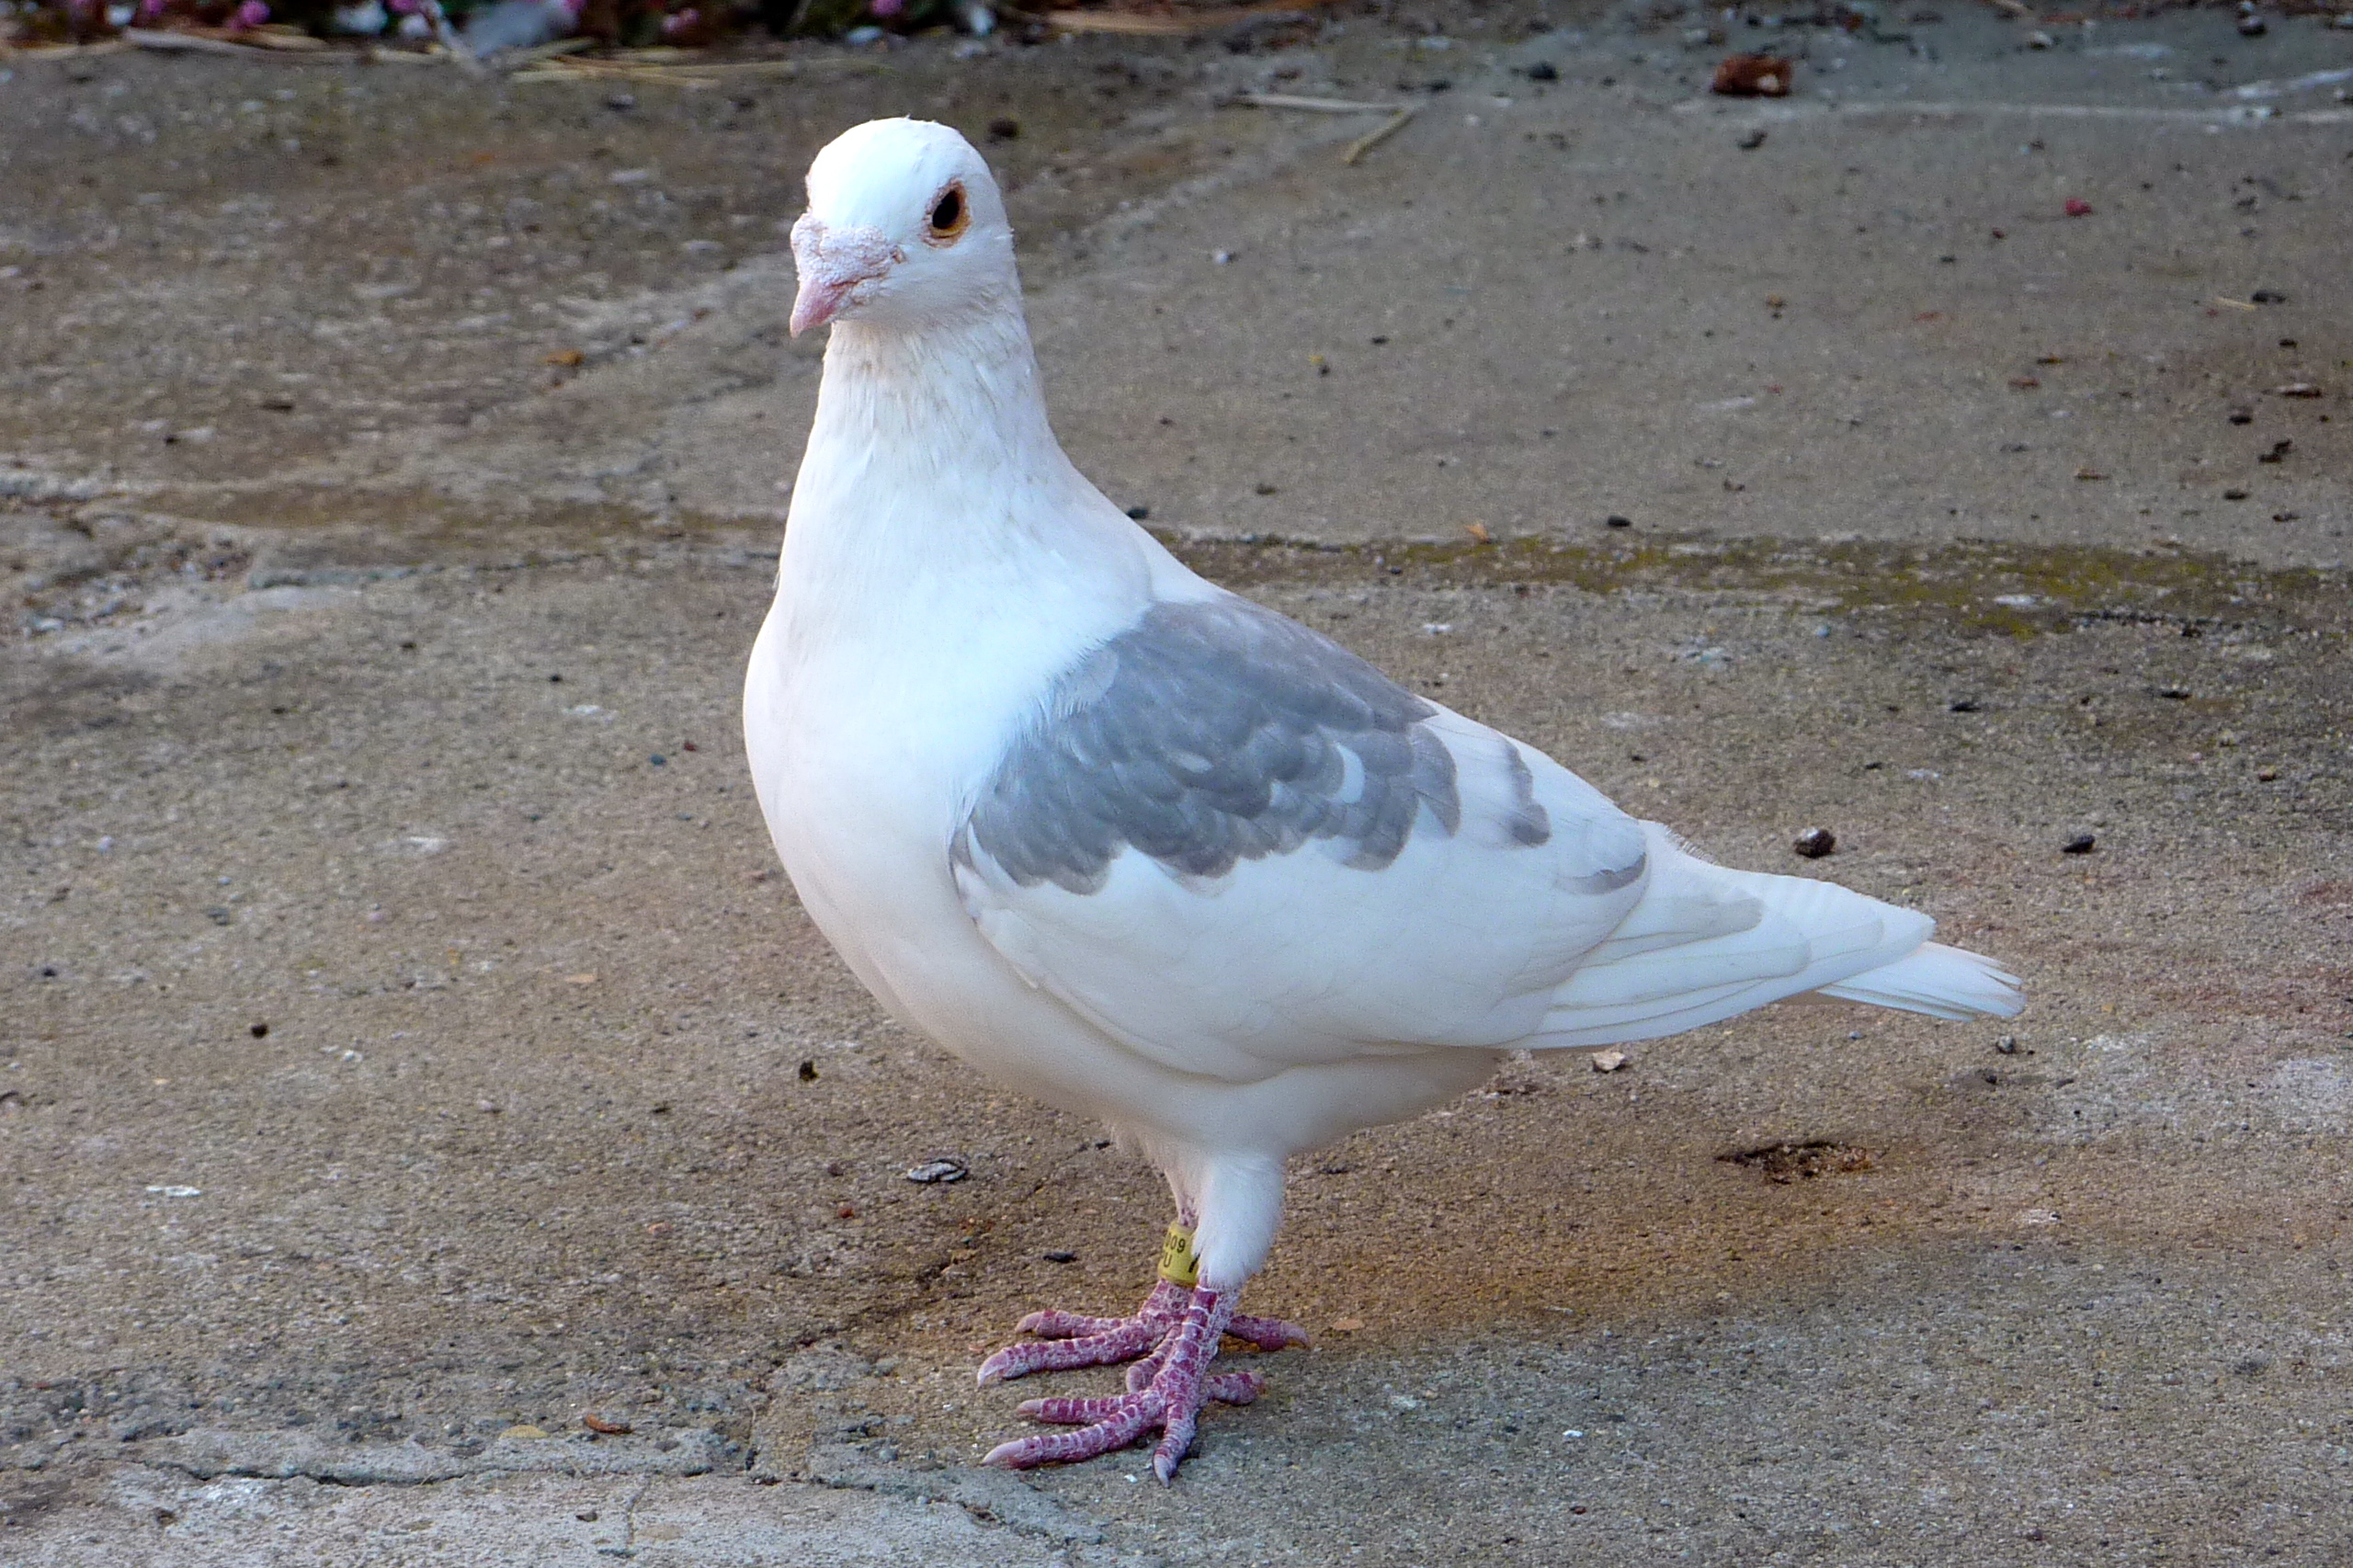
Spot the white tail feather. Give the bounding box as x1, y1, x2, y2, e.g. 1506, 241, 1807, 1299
1530, 824, 2021, 1047
1814, 940, 2022, 1021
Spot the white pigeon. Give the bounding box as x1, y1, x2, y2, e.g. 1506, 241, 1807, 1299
744, 118, 2023, 1483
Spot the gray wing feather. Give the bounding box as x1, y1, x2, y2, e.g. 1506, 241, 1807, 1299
961, 597, 1491, 894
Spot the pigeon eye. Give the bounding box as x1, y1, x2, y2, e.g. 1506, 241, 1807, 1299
926, 184, 969, 244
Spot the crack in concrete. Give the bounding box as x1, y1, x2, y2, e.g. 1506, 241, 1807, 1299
800, 1440, 1108, 1546
137, 1426, 736, 1488
596, 1476, 655, 1560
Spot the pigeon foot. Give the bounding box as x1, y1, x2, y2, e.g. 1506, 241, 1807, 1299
983, 1285, 1266, 1482
975, 1277, 1307, 1386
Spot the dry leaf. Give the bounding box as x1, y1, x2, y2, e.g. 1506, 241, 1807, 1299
1712, 54, 1791, 97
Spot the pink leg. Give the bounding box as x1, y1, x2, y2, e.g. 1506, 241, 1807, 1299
983, 1287, 1270, 1483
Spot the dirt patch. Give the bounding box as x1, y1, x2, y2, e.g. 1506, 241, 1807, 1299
1716, 1140, 1879, 1184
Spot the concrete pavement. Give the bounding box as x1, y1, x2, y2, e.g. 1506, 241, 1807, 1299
6, 3, 2353, 1562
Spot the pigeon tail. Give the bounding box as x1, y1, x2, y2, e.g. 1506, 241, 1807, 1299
1814, 940, 2022, 1021
1529, 824, 2020, 1046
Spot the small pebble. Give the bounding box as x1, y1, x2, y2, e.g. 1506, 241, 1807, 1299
2061, 833, 2097, 855
1125, 505, 1150, 521
1995, 1036, 2020, 1055
905, 1157, 969, 1185
987, 116, 1021, 141
1526, 61, 1558, 81
1736, 128, 1768, 150
1605, 515, 1632, 529
2236, 12, 2266, 35
1043, 1250, 1078, 1263
1791, 827, 1836, 859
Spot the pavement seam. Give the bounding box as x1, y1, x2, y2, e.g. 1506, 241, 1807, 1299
597, 1475, 654, 1560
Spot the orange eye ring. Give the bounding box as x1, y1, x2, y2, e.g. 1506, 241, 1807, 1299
926, 182, 970, 245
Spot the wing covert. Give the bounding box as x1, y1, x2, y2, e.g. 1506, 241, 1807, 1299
951, 595, 1650, 1082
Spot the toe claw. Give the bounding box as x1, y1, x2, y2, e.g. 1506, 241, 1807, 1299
1151, 1426, 1192, 1485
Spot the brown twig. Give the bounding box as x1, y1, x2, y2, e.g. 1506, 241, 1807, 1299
1340, 107, 1415, 165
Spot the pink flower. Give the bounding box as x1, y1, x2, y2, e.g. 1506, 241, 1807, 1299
870, 0, 904, 15
232, 0, 268, 23
2063, 198, 2094, 218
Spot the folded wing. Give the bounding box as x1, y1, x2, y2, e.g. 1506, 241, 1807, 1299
952, 596, 1641, 1080
951, 594, 2016, 1085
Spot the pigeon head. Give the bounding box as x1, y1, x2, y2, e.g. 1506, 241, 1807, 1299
789, 119, 1016, 338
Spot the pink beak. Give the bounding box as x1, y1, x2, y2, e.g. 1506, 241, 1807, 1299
789, 274, 858, 338
789, 215, 898, 337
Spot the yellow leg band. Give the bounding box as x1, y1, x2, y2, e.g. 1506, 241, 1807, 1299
1157, 1222, 1199, 1289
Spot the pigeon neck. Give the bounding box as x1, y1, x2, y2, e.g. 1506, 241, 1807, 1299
813, 303, 1057, 466
786, 300, 1145, 621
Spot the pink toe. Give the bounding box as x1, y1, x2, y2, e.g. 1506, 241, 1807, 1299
1226, 1313, 1312, 1352
983, 1396, 1161, 1469
1017, 1307, 1129, 1339
1017, 1392, 1135, 1425
1202, 1370, 1265, 1405
978, 1320, 1161, 1385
